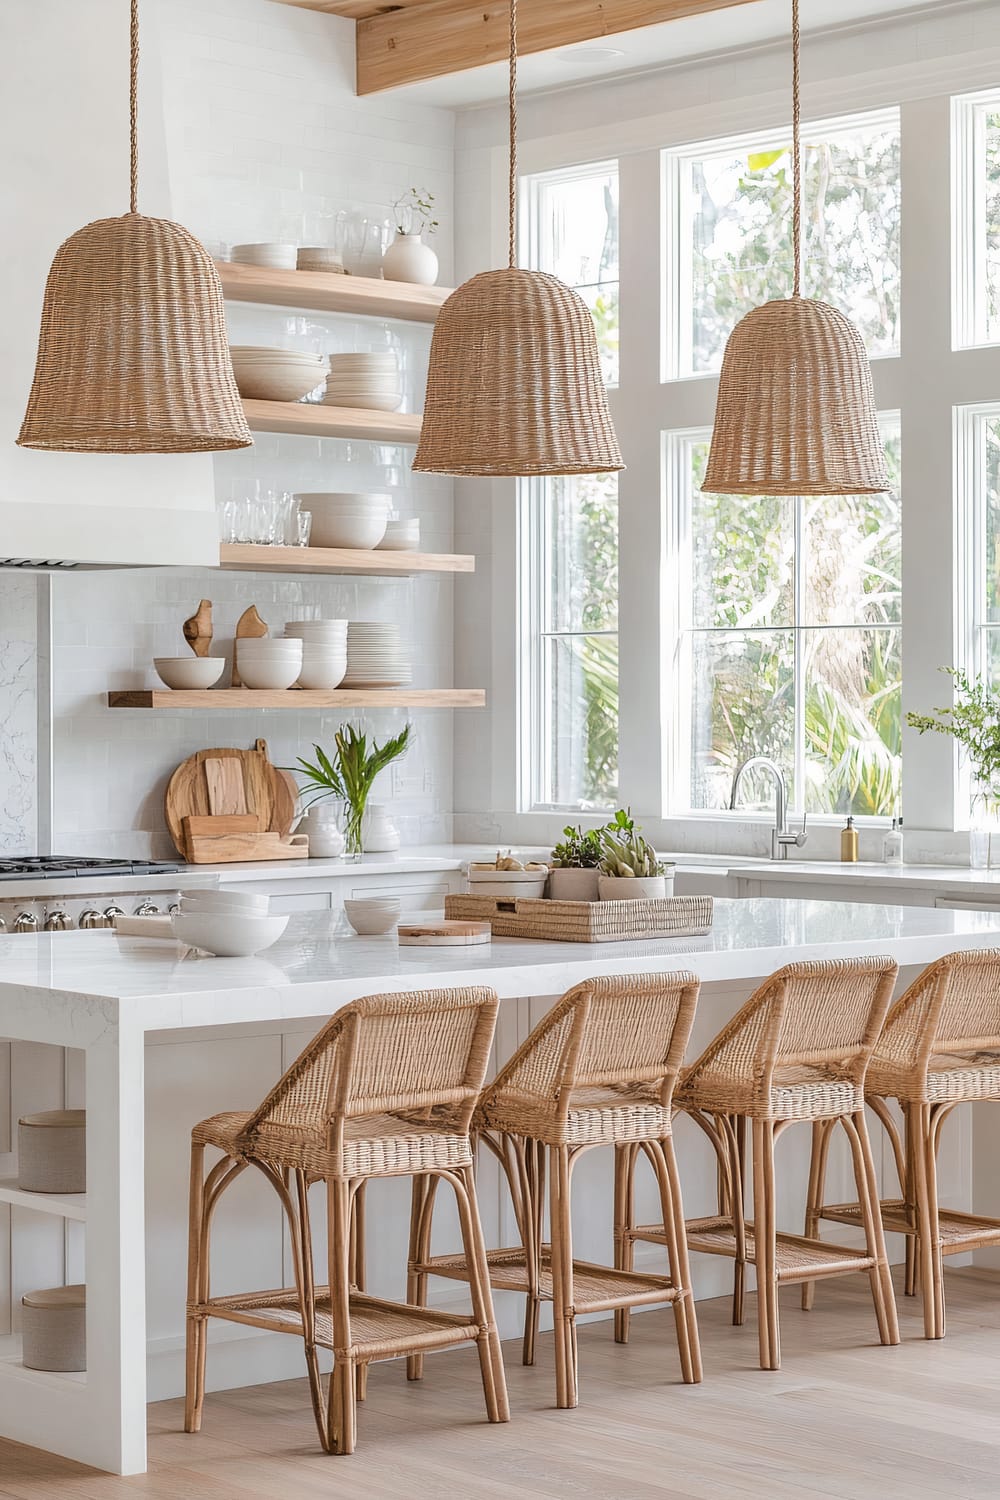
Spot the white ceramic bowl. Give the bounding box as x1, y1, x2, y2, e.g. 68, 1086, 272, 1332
466, 869, 548, 899
153, 657, 226, 690
231, 243, 297, 269
343, 898, 401, 936
171, 911, 289, 957
232, 369, 327, 403
236, 640, 303, 655
295, 492, 391, 509
237, 660, 302, 690
314, 516, 388, 549
179, 888, 270, 912
298, 659, 347, 690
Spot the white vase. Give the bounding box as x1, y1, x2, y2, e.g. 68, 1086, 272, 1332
598, 873, 671, 902
362, 804, 400, 853
547, 867, 600, 902
297, 803, 345, 859
382, 232, 439, 286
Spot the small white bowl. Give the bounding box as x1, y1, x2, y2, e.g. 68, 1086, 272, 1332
343, 898, 401, 936
312, 517, 388, 550
153, 657, 226, 690
237, 641, 304, 655
171, 911, 288, 957
180, 889, 270, 912
298, 661, 347, 690
238, 663, 302, 690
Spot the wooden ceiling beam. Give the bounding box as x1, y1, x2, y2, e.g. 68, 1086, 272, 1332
354, 0, 761, 94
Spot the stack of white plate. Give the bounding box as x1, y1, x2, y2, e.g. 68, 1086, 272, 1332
236, 636, 303, 690
293, 493, 391, 549
229, 346, 329, 403
297, 247, 345, 273
343, 622, 411, 688
322, 354, 401, 412
172, 889, 289, 957
284, 619, 348, 690
231, 243, 297, 270
376, 518, 420, 552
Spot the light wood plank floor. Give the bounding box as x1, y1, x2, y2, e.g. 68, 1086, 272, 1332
4, 1268, 1000, 1500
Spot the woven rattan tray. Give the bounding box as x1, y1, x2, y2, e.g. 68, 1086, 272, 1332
443, 893, 713, 943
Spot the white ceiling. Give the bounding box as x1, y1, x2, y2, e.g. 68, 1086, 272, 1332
391, 0, 971, 108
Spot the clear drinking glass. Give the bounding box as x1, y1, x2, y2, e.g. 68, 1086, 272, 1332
296, 510, 312, 548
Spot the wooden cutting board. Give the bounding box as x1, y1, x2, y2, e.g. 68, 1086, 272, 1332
164, 740, 295, 858
398, 921, 492, 947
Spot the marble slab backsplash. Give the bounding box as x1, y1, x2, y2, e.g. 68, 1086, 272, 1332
0, 577, 37, 854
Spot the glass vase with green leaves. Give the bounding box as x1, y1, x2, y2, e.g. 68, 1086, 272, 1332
906, 667, 1000, 865
289, 723, 411, 861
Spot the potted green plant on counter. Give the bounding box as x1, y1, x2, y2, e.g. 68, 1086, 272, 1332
548, 824, 603, 901
289, 723, 411, 861
597, 809, 674, 900
907, 667, 1000, 866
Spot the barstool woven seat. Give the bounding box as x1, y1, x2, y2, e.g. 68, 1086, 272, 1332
625, 957, 900, 1371
805, 948, 1000, 1339
184, 987, 509, 1455
410, 971, 703, 1409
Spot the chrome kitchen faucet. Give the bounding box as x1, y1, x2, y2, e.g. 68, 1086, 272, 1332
729, 756, 808, 861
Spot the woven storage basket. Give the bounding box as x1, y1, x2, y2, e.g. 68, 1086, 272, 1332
413, 268, 623, 477
18, 213, 252, 454
21, 1286, 86, 1373
444, 894, 713, 943
17, 1109, 86, 1193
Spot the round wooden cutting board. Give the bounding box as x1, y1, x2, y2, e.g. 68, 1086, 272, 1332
164, 740, 295, 857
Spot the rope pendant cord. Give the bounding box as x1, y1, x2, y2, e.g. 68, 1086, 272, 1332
130, 0, 139, 214
508, 0, 517, 270
791, 0, 800, 299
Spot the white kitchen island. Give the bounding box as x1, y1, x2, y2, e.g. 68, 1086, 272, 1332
4, 898, 1000, 1475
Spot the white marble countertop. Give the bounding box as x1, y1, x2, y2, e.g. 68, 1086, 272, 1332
4, 899, 1000, 1037
729, 860, 1000, 890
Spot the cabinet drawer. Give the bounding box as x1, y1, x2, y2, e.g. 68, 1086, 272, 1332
350, 880, 452, 912
267, 892, 333, 914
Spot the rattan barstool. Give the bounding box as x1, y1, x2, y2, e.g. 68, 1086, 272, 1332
621, 957, 901, 1371
184, 986, 509, 1455
408, 972, 703, 1410
803, 948, 1000, 1339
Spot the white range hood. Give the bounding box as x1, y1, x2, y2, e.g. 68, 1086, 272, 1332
0, 0, 222, 572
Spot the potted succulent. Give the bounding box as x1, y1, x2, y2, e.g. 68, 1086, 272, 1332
288, 723, 411, 861
596, 809, 674, 901
548, 824, 603, 901
382, 188, 440, 285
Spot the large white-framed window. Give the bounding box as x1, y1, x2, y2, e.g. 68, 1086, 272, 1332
664, 108, 901, 380
954, 89, 1000, 348
520, 160, 620, 812
957, 403, 1000, 680
665, 419, 902, 819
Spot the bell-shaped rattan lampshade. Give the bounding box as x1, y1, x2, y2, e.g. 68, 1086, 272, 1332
703, 0, 888, 498
413, 0, 623, 479
17, 0, 251, 456
18, 214, 251, 453
414, 268, 622, 477
702, 296, 887, 495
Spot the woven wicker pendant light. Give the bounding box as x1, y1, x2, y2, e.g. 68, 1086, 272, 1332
18, 0, 251, 454
702, 0, 888, 496
413, 0, 622, 478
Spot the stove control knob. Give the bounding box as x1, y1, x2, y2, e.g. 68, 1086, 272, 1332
134, 901, 160, 916
14, 911, 40, 933
0, 914, 6, 931
79, 909, 109, 930
44, 910, 72, 932
103, 905, 126, 926
167, 902, 180, 915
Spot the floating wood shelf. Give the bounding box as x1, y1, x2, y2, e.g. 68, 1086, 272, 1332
217, 259, 450, 323
218, 543, 474, 577
242, 398, 421, 445
108, 689, 486, 710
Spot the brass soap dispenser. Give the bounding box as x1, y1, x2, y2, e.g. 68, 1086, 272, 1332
840, 815, 859, 863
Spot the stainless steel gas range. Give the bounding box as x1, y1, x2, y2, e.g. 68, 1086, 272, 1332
0, 856, 217, 932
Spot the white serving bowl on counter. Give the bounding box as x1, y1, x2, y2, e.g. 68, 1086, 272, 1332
153, 657, 226, 690
171, 910, 289, 957
343, 898, 401, 935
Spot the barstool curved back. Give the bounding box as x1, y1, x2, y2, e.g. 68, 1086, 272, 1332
868, 948, 1000, 1100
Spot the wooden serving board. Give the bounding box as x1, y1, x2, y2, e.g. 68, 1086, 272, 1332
398, 920, 491, 947
164, 740, 295, 858
185, 828, 309, 864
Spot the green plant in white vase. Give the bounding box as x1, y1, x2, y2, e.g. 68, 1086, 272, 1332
596, 809, 673, 901
289, 724, 411, 861
383, 188, 440, 285
907, 667, 1000, 866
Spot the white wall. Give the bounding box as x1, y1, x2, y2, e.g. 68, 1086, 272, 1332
0, 0, 217, 567
1, 0, 461, 855
452, 0, 1000, 864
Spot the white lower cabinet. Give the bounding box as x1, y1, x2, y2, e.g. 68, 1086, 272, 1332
232, 870, 463, 915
